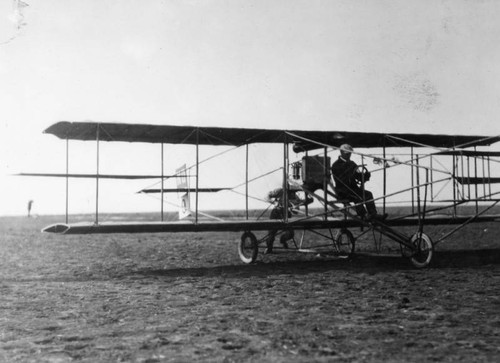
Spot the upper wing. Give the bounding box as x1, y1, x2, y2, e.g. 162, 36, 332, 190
44, 121, 500, 149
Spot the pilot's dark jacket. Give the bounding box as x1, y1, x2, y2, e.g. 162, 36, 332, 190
331, 156, 361, 191
331, 156, 376, 217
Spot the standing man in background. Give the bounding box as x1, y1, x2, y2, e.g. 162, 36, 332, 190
27, 200, 34, 218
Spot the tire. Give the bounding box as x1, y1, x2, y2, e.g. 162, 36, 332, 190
409, 232, 433, 268
335, 229, 355, 257
238, 231, 258, 264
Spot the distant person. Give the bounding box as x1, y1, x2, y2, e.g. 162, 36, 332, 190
265, 185, 313, 254
331, 144, 386, 221
27, 200, 34, 218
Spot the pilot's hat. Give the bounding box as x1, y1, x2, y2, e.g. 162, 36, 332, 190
339, 144, 353, 153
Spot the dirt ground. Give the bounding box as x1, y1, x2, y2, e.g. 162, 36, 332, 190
1, 215, 500, 362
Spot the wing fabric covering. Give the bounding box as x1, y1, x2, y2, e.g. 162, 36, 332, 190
44, 121, 500, 149
41, 215, 500, 235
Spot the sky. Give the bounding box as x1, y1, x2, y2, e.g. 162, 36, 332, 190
1, 0, 500, 216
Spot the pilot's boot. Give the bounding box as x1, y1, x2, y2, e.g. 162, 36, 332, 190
366, 200, 387, 221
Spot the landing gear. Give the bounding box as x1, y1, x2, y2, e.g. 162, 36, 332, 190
335, 229, 355, 257
408, 232, 434, 268
238, 231, 258, 264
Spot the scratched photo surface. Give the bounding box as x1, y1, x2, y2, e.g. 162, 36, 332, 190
2, 1, 500, 362
1, 214, 499, 362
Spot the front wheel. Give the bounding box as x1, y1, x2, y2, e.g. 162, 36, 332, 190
335, 229, 355, 257
238, 231, 258, 264
409, 232, 433, 268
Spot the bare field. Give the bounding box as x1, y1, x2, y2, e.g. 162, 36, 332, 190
1, 215, 500, 362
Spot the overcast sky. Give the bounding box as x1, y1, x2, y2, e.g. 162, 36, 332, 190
1, 0, 500, 216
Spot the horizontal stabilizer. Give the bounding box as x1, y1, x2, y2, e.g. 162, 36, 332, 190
139, 187, 231, 193
17, 173, 181, 179
455, 177, 500, 184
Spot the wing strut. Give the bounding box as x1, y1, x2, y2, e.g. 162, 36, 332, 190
195, 129, 199, 224
65, 138, 69, 224
161, 143, 164, 221
246, 144, 249, 220
95, 124, 100, 225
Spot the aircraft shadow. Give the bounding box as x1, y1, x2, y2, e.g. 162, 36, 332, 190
133, 249, 500, 279
432, 248, 500, 268
5, 249, 499, 284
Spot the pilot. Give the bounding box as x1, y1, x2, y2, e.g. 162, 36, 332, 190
331, 144, 386, 220
265, 184, 313, 254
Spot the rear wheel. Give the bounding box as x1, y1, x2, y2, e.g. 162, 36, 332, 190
238, 231, 258, 264
335, 229, 355, 257
409, 232, 433, 268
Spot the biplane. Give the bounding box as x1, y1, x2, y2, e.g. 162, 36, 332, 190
20, 121, 500, 268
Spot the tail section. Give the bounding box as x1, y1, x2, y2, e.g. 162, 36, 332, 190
176, 164, 191, 219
